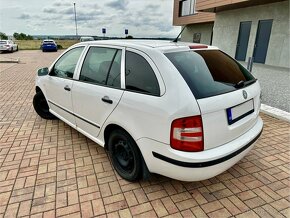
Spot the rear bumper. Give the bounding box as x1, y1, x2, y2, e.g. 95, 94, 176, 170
42, 46, 57, 51
137, 116, 263, 181
0, 47, 10, 51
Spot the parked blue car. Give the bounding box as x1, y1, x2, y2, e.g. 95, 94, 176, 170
41, 40, 57, 52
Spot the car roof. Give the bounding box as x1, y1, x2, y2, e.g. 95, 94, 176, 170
77, 40, 218, 53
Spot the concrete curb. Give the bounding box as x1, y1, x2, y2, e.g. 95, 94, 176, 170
0, 58, 20, 63
261, 104, 290, 123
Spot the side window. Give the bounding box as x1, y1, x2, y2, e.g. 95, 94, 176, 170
79, 47, 121, 88
125, 51, 160, 96
51, 47, 84, 79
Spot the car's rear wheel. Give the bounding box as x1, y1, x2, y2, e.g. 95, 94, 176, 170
108, 129, 142, 181
33, 92, 56, 119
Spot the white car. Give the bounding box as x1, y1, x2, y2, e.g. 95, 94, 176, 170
33, 40, 263, 181
0, 40, 18, 52
80, 36, 94, 42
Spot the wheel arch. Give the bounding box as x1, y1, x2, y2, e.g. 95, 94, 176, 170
104, 124, 129, 150
103, 123, 150, 180
35, 86, 42, 93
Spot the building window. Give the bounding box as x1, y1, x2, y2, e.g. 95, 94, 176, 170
179, 0, 196, 17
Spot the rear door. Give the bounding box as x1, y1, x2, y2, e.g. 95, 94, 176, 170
72, 45, 124, 138
166, 49, 261, 150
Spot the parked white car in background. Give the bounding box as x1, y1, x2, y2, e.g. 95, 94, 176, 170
80, 36, 94, 42
0, 40, 18, 52
33, 40, 263, 182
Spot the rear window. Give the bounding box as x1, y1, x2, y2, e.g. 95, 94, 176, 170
43, 41, 54, 44
165, 50, 255, 99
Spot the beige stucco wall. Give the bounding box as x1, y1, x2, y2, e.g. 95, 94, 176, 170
180, 23, 214, 45
212, 1, 289, 68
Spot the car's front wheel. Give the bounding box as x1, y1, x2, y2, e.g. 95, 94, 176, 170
33, 92, 56, 119
108, 129, 142, 181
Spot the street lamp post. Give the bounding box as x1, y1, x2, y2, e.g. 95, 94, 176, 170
73, 3, 78, 38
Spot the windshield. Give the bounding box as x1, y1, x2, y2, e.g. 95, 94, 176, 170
165, 50, 255, 99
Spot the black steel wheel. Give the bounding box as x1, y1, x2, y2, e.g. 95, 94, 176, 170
108, 129, 142, 181
33, 92, 56, 119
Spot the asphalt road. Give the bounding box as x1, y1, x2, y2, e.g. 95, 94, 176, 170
241, 63, 290, 112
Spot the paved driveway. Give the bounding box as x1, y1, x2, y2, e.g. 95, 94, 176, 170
0, 51, 289, 217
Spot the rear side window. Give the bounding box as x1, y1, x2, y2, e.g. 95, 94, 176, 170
79, 47, 121, 88
166, 50, 255, 99
125, 51, 160, 96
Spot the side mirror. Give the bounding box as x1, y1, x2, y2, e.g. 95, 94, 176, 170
37, 67, 49, 76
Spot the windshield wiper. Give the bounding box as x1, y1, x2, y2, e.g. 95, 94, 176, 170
244, 79, 257, 86
234, 80, 245, 88
234, 79, 257, 89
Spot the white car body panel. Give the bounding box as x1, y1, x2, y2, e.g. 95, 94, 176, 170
137, 117, 263, 181
45, 77, 75, 124
35, 40, 263, 181
197, 81, 261, 150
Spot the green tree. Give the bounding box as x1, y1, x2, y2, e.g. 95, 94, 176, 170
13, 32, 34, 40
125, 35, 134, 39
0, 32, 8, 40
13, 32, 19, 39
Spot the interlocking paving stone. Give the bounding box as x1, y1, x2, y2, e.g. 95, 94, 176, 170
0, 50, 289, 217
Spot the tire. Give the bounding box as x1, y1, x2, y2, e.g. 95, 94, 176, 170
108, 129, 142, 181
33, 92, 56, 119
42, 49, 45, 52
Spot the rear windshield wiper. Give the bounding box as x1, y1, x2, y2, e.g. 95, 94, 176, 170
244, 79, 257, 86
234, 80, 245, 88
234, 79, 257, 89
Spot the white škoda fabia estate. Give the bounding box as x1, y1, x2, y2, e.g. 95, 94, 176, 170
33, 40, 263, 182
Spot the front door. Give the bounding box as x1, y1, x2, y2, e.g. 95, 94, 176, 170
235, 21, 252, 61
46, 46, 85, 126
72, 46, 124, 138
253, 20, 273, 63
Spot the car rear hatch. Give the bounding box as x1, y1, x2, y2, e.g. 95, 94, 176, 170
43, 41, 55, 46
166, 49, 261, 150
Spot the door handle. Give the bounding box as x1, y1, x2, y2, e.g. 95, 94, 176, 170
102, 96, 113, 104
64, 85, 71, 91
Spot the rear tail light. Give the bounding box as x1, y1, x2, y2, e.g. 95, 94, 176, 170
170, 116, 204, 152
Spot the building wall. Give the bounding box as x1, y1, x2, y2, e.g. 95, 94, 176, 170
212, 1, 289, 68
181, 23, 214, 45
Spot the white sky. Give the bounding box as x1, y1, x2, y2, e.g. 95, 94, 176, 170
0, 0, 181, 38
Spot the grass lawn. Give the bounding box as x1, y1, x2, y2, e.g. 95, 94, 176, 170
15, 40, 79, 50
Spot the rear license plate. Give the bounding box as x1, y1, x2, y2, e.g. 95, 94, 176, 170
227, 99, 254, 125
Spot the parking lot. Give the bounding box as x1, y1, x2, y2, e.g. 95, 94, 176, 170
0, 50, 289, 217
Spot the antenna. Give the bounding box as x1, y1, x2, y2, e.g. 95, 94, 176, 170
172, 25, 187, 43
